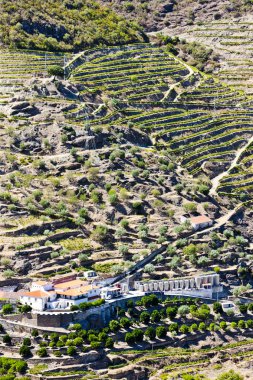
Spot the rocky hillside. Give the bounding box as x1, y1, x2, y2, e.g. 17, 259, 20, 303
98, 0, 253, 31
0, 0, 144, 51
0, 43, 252, 286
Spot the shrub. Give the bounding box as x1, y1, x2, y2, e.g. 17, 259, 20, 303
166, 306, 178, 320
91, 224, 109, 241
109, 320, 120, 332
213, 302, 223, 314
219, 321, 227, 330
230, 321, 237, 329
140, 311, 150, 325
190, 323, 198, 332
2, 304, 13, 315
48, 65, 64, 77
37, 347, 47, 357
156, 326, 167, 339
216, 370, 243, 380
125, 332, 135, 345
67, 346, 76, 356
23, 338, 31, 346
19, 345, 31, 358
120, 317, 131, 329
239, 304, 248, 314
183, 202, 197, 213
105, 337, 114, 348
150, 310, 161, 323
144, 327, 156, 340
169, 323, 178, 333
179, 324, 189, 334
178, 305, 190, 316
20, 305, 32, 313
143, 264, 155, 273
132, 329, 144, 342
246, 319, 253, 328
238, 320, 246, 329
3, 335, 12, 345
198, 322, 206, 331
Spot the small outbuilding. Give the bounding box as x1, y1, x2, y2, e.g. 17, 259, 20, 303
190, 215, 213, 231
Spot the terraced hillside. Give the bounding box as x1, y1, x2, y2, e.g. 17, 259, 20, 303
0, 42, 252, 283
158, 17, 253, 95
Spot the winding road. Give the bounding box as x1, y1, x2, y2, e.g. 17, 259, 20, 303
209, 136, 253, 197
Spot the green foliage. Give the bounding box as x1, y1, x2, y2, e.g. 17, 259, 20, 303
140, 311, 150, 324
144, 326, 156, 340
19, 345, 32, 358
48, 65, 64, 77
2, 304, 13, 315
0, 357, 28, 376
216, 370, 243, 380
0, 0, 144, 51
156, 325, 167, 339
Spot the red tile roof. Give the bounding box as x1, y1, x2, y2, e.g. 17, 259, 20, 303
190, 215, 212, 224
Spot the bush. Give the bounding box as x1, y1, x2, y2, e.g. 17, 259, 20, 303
19, 345, 31, 358
48, 65, 64, 77
109, 320, 120, 332
179, 324, 189, 334
23, 338, 31, 346
166, 306, 178, 320
140, 311, 150, 324
144, 327, 156, 340
198, 322, 206, 331
238, 320, 246, 329
216, 370, 243, 380
105, 337, 114, 348
91, 224, 109, 242
2, 304, 13, 315
178, 305, 190, 316
190, 323, 198, 332
219, 321, 227, 330
246, 319, 253, 328
37, 347, 47, 357
20, 304, 32, 313
141, 294, 159, 308
125, 332, 135, 345
150, 310, 161, 323
169, 323, 178, 333
3, 335, 12, 345
67, 346, 76, 356
132, 329, 144, 342
156, 326, 167, 339
239, 304, 248, 314
120, 317, 131, 329
213, 302, 223, 314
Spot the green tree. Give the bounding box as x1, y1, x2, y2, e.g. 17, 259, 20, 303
150, 310, 161, 323
144, 327, 156, 340
67, 346, 76, 356
109, 320, 120, 332
105, 337, 114, 348
2, 304, 13, 315
166, 306, 178, 320
19, 345, 31, 358
125, 332, 135, 345
48, 65, 64, 77
156, 325, 167, 339
132, 328, 144, 342
140, 311, 150, 324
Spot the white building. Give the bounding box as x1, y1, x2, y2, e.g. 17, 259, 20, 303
84, 270, 97, 280
20, 278, 101, 311
181, 215, 213, 231
101, 286, 121, 300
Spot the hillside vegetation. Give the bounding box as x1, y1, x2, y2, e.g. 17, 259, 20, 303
0, 0, 144, 51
